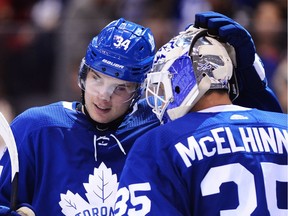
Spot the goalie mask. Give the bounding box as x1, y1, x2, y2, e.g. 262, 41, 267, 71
146, 26, 237, 123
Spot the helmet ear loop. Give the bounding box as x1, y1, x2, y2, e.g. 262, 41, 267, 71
121, 85, 142, 116
78, 60, 89, 88
122, 84, 142, 106
78, 59, 90, 106
188, 29, 208, 56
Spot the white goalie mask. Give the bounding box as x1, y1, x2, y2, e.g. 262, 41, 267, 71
146, 26, 237, 123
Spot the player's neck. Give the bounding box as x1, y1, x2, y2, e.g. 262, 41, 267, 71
191, 91, 232, 112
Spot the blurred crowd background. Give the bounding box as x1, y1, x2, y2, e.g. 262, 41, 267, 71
0, 0, 287, 122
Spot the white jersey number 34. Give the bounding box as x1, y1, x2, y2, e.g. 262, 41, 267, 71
113, 36, 131, 51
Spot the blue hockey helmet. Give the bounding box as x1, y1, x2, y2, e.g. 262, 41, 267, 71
79, 18, 156, 86
146, 26, 236, 123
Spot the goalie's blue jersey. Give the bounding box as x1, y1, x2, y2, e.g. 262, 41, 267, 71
0, 100, 159, 215
115, 106, 288, 216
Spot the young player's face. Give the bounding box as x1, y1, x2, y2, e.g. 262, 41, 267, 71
84, 70, 137, 123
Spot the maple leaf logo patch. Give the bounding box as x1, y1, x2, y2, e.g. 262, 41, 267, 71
59, 162, 118, 215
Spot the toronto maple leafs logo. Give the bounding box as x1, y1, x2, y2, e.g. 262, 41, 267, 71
59, 163, 119, 216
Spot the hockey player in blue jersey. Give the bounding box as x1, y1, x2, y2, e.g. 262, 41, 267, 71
114, 17, 288, 215
0, 18, 158, 215
0, 12, 284, 215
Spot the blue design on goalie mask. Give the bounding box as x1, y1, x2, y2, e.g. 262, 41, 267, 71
146, 26, 234, 123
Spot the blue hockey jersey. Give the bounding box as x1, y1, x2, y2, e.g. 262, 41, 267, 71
115, 106, 288, 215
0, 100, 159, 215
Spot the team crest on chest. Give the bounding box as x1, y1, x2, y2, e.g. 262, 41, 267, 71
59, 163, 118, 216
